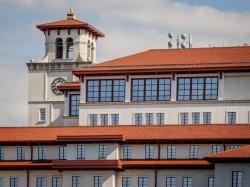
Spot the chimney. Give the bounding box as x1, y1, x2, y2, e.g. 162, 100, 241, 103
67, 8, 76, 20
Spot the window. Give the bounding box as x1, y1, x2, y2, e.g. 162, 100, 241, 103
182, 177, 192, 187
70, 95, 80, 116
122, 177, 132, 187
167, 145, 176, 159
98, 145, 107, 159
77, 145, 85, 159
166, 177, 176, 187
134, 113, 143, 125
39, 108, 46, 122
192, 112, 200, 124
212, 145, 221, 154
38, 146, 46, 160
180, 113, 188, 124
189, 145, 198, 159
87, 80, 125, 102
59, 146, 67, 160
177, 77, 218, 100
66, 37, 74, 59
94, 176, 103, 187
132, 78, 171, 101
0, 178, 3, 187
10, 177, 19, 187
123, 145, 132, 159
232, 171, 242, 187
111, 114, 119, 125
36, 177, 46, 187
208, 177, 214, 187
138, 177, 148, 187
55, 38, 63, 59
228, 112, 236, 124
145, 113, 153, 125
100, 114, 108, 126
72, 176, 81, 187
145, 145, 154, 159
17, 147, 25, 160
52, 177, 62, 187
90, 114, 98, 126
0, 147, 4, 160
203, 112, 211, 124
156, 113, 165, 125
229, 145, 239, 150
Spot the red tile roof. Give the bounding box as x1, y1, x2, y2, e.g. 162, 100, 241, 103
73, 46, 250, 76
0, 125, 250, 144
37, 19, 104, 37
57, 81, 80, 91
206, 144, 250, 162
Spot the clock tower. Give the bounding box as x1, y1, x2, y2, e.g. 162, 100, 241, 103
27, 10, 104, 126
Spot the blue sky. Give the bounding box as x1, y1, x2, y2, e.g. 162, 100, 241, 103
0, 0, 249, 125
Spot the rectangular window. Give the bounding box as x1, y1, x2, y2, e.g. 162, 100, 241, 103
182, 177, 192, 187
0, 147, 4, 160
192, 112, 200, 124
123, 145, 132, 159
166, 177, 176, 187
72, 176, 81, 187
229, 145, 239, 150
70, 95, 80, 116
100, 114, 108, 126
89, 114, 98, 126
177, 77, 218, 100
232, 171, 242, 187
212, 145, 221, 154
203, 112, 211, 124
189, 145, 198, 159
0, 178, 3, 187
87, 79, 125, 102
111, 114, 119, 125
17, 147, 25, 160
134, 113, 143, 125
94, 176, 103, 187
59, 146, 67, 160
38, 146, 46, 160
52, 177, 62, 187
145, 145, 154, 159
98, 145, 107, 159
138, 177, 148, 187
180, 113, 189, 124
145, 113, 154, 125
228, 112, 236, 124
10, 177, 19, 187
77, 145, 85, 159
208, 177, 214, 187
39, 108, 46, 121
156, 113, 165, 125
36, 177, 46, 187
122, 177, 132, 187
167, 145, 176, 159
132, 78, 171, 101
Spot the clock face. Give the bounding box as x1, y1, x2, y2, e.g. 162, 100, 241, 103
51, 77, 66, 95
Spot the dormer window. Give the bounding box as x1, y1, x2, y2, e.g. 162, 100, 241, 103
66, 37, 74, 59
56, 38, 63, 59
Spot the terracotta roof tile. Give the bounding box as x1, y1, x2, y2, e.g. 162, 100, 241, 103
0, 125, 250, 144
57, 81, 80, 91
73, 46, 250, 76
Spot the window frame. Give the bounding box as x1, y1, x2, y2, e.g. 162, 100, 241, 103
138, 176, 148, 187
122, 177, 132, 187
55, 38, 63, 59
232, 171, 242, 187
36, 177, 46, 187
111, 114, 119, 125
145, 113, 154, 125
59, 145, 67, 160
227, 112, 237, 124
89, 114, 98, 126
76, 145, 85, 159
192, 112, 200, 124
180, 112, 189, 124
134, 113, 143, 125
167, 145, 176, 159
145, 145, 154, 159
10, 177, 19, 187
72, 176, 81, 187
100, 114, 109, 126
69, 94, 80, 116
52, 177, 62, 187
37, 146, 46, 160
39, 108, 46, 122
123, 145, 132, 159
156, 113, 165, 125
166, 176, 176, 187
0, 147, 4, 160
98, 144, 107, 159
182, 177, 192, 187
94, 176, 103, 187
189, 145, 198, 159
208, 177, 214, 187
203, 112, 211, 124
17, 146, 25, 160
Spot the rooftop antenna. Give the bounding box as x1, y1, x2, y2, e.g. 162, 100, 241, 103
168, 32, 192, 49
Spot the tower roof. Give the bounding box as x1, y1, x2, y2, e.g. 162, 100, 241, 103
36, 11, 105, 37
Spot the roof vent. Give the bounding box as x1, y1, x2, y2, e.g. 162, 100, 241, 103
67, 8, 76, 20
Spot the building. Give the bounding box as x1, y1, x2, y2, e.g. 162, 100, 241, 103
0, 10, 250, 187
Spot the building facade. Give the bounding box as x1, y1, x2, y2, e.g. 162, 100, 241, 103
0, 10, 250, 187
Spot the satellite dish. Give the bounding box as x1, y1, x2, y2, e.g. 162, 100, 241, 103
168, 32, 173, 39
181, 33, 187, 40
168, 41, 173, 48
181, 43, 187, 49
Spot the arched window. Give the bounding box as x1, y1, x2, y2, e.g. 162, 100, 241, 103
66, 37, 74, 59
55, 38, 63, 59
91, 42, 94, 61
87, 40, 91, 60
